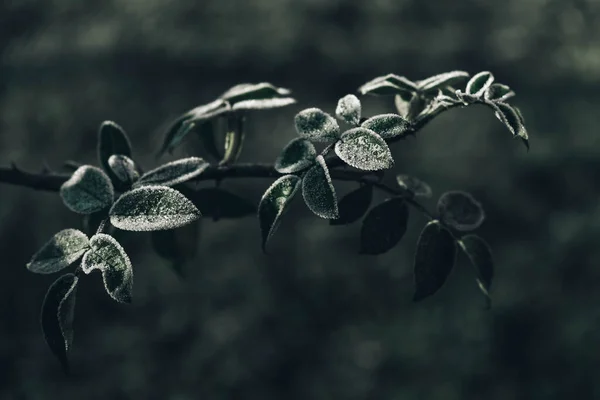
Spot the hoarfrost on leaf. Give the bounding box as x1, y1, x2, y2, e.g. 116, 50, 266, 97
396, 175, 432, 198
135, 157, 209, 188
394, 94, 412, 120
301, 155, 339, 219
294, 108, 340, 142
220, 82, 292, 104
97, 121, 132, 178
484, 83, 515, 102
335, 94, 361, 126
330, 184, 373, 226
334, 127, 394, 171
465, 71, 495, 98
459, 234, 494, 308
40, 273, 78, 373
60, 165, 114, 214
274, 138, 317, 174
360, 197, 409, 255
417, 71, 470, 92
232, 97, 296, 110
109, 185, 201, 231
413, 220, 457, 301
360, 114, 411, 139
493, 102, 529, 149
258, 174, 301, 251
108, 155, 139, 185
27, 229, 89, 274
437, 191, 485, 231
81, 234, 133, 304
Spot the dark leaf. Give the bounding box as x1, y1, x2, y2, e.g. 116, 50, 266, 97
334, 127, 394, 171
274, 138, 317, 174
109, 186, 201, 231
413, 220, 457, 301
196, 119, 223, 161
437, 191, 485, 231
40, 273, 79, 373
294, 108, 340, 142
108, 155, 139, 185
396, 174, 432, 198
484, 83, 515, 102
335, 94, 361, 126
151, 220, 201, 277
135, 157, 209, 188
97, 121, 132, 181
493, 102, 529, 149
301, 155, 339, 219
27, 229, 89, 274
81, 234, 133, 303
330, 184, 373, 225
258, 174, 301, 251
60, 166, 114, 214
465, 71, 495, 97
359, 197, 409, 255
219, 115, 245, 166
459, 234, 494, 308
185, 187, 256, 220
360, 114, 411, 139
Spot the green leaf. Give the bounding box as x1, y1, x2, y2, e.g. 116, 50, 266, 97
493, 102, 529, 150
484, 83, 515, 102
459, 234, 494, 308
109, 186, 201, 231
465, 71, 495, 97
60, 166, 114, 214
394, 94, 412, 120
219, 115, 245, 166
396, 174, 432, 198
135, 157, 209, 188
258, 174, 301, 251
413, 220, 457, 301
40, 273, 78, 373
158, 99, 231, 156
417, 71, 470, 92
97, 121, 132, 180
358, 74, 418, 96
334, 127, 394, 171
274, 138, 317, 174
232, 97, 296, 110
196, 119, 223, 161
294, 108, 340, 142
359, 197, 409, 255
437, 191, 485, 231
330, 184, 373, 226
301, 155, 339, 219
151, 220, 200, 277
360, 114, 411, 139
81, 234, 133, 304
27, 229, 89, 274
108, 155, 139, 185
182, 187, 256, 220
220, 82, 291, 104
335, 94, 361, 126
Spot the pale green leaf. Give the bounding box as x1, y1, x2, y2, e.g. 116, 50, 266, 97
135, 157, 209, 187
108, 155, 139, 185
60, 166, 114, 214
334, 127, 394, 171
360, 114, 411, 139
294, 108, 340, 142
27, 229, 89, 274
335, 94, 361, 125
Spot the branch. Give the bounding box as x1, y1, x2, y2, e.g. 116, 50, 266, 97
0, 162, 435, 219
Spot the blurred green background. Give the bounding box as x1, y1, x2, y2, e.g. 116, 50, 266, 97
2, 0, 600, 399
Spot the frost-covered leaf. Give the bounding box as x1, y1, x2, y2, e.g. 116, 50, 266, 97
97, 121, 132, 179
335, 127, 394, 171
358, 74, 417, 96
417, 71, 470, 92
413, 220, 457, 301
258, 174, 301, 251
220, 115, 245, 166
135, 157, 209, 188
108, 155, 139, 185
151, 220, 200, 277
335, 94, 361, 125
220, 82, 291, 104
40, 273, 78, 373
109, 186, 201, 231
232, 97, 296, 110
361, 114, 411, 139
465, 71, 495, 97
158, 99, 231, 156
484, 83, 515, 102
60, 166, 114, 214
493, 102, 529, 150
27, 229, 89, 274
294, 108, 340, 142
396, 174, 432, 198
459, 234, 494, 308
330, 184, 373, 226
302, 155, 339, 219
181, 187, 256, 220
394, 94, 412, 119
360, 197, 409, 255
437, 191, 485, 231
81, 234, 133, 303
275, 138, 317, 174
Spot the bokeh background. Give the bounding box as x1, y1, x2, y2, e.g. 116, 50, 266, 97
2, 0, 600, 399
